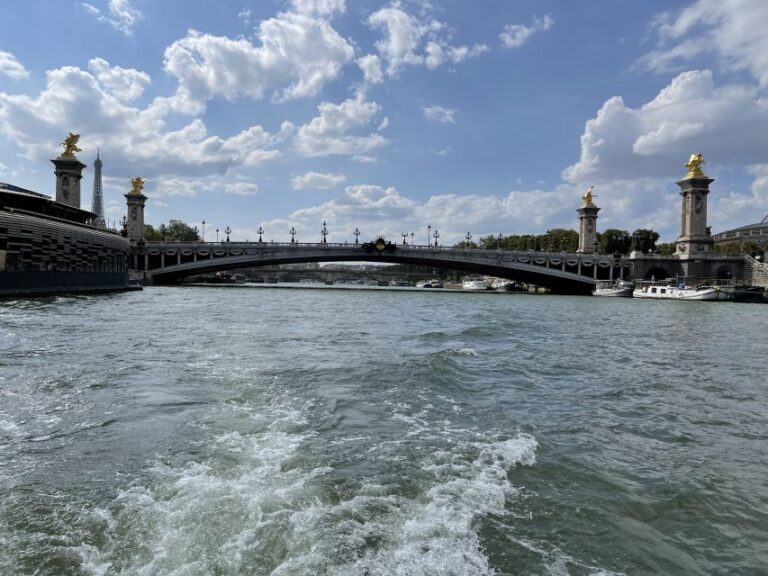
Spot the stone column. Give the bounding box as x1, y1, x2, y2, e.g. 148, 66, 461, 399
675, 155, 714, 256
52, 156, 87, 208
577, 187, 600, 254
124, 179, 147, 242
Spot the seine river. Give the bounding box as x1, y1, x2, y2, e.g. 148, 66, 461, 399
1, 286, 766, 575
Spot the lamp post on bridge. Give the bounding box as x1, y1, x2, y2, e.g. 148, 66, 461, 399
402, 232, 408, 245
216, 228, 219, 242
321, 221, 328, 244
433, 229, 440, 248
290, 226, 296, 244
354, 227, 360, 245
465, 232, 472, 247
410, 232, 414, 246
225, 226, 231, 242
257, 226, 264, 243
202, 220, 206, 242
498, 233, 503, 250
427, 224, 431, 247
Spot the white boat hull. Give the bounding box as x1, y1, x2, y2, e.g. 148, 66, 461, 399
633, 284, 728, 301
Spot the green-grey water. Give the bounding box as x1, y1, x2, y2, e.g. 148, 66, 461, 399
1, 286, 766, 575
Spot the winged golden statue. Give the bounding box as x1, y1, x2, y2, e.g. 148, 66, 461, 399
60, 133, 82, 158
685, 153, 705, 178
130, 177, 146, 194
582, 186, 596, 207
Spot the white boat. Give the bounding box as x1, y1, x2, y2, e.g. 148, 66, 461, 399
417, 279, 443, 288
462, 276, 489, 290
490, 278, 525, 292
632, 281, 729, 301
593, 279, 634, 297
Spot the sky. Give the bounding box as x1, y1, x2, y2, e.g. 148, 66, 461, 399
2, 0, 768, 245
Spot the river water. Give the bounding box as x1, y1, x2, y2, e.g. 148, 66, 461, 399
0, 286, 766, 575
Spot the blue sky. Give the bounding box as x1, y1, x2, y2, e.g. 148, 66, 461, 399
2, 0, 767, 244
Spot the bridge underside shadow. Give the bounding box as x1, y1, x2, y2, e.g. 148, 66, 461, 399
139, 245, 616, 295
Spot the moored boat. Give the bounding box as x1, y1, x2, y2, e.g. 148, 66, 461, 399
417, 279, 443, 288
462, 276, 489, 290
632, 281, 729, 301
593, 279, 634, 297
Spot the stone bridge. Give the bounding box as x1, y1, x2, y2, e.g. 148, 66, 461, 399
130, 241, 630, 294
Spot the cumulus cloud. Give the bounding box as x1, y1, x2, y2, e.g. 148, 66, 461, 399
367, 2, 488, 77
162, 7, 354, 113
422, 105, 457, 124
0, 59, 288, 178
81, 0, 143, 37
294, 91, 388, 158
292, 171, 347, 189
290, 0, 346, 17
152, 178, 259, 198
639, 0, 768, 87
0, 50, 29, 80
87, 57, 150, 102
357, 54, 384, 85
499, 14, 554, 49
563, 70, 768, 183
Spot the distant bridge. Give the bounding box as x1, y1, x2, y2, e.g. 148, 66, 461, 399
130, 241, 629, 294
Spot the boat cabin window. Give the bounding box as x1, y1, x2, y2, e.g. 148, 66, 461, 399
651, 287, 657, 293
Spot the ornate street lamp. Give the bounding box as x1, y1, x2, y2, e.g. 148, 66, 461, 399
498, 233, 503, 250
354, 227, 360, 245
216, 227, 219, 242
290, 226, 296, 244
321, 221, 328, 244
465, 232, 472, 247
225, 226, 231, 242
410, 232, 414, 246
160, 223, 166, 241
257, 226, 264, 242
427, 224, 431, 247
402, 232, 408, 245
433, 229, 440, 247
202, 220, 206, 242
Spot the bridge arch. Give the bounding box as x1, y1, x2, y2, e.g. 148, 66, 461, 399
132, 242, 625, 295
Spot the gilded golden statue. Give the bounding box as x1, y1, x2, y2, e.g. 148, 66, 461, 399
60, 133, 82, 158
685, 152, 705, 178
130, 177, 146, 194
582, 186, 596, 207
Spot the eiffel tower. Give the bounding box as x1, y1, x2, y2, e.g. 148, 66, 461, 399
90, 148, 106, 227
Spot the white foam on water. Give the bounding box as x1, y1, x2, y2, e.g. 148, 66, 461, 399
272, 433, 539, 576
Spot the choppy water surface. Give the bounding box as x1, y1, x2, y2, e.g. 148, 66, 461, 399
1, 286, 766, 575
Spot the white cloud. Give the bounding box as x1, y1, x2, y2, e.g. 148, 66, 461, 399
294, 91, 388, 157
640, 0, 768, 87
0, 60, 287, 178
422, 105, 457, 124
152, 178, 259, 198
563, 70, 768, 183
81, 0, 143, 37
0, 50, 29, 80
499, 14, 554, 49
290, 0, 346, 17
367, 3, 487, 77
163, 8, 354, 113
292, 171, 347, 189
357, 54, 384, 85
87, 57, 150, 102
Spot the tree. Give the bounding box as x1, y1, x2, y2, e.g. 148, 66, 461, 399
144, 224, 162, 241
656, 242, 676, 255
543, 229, 579, 252
631, 229, 660, 253
597, 229, 631, 255
164, 219, 198, 241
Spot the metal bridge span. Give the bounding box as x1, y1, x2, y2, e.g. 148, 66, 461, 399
132, 241, 628, 295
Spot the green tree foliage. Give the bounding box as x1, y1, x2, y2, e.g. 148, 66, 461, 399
164, 219, 198, 241
474, 230, 578, 252
655, 242, 676, 255
144, 224, 162, 241
630, 229, 660, 253
544, 229, 579, 252
597, 229, 631, 255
